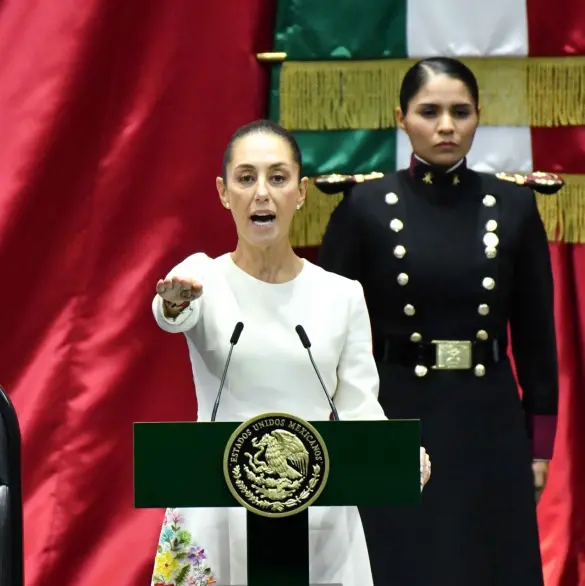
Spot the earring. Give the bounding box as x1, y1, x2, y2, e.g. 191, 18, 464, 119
225, 203, 230, 209
296, 204, 301, 210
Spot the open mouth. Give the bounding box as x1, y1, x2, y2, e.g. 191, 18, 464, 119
250, 213, 276, 227
250, 212, 276, 228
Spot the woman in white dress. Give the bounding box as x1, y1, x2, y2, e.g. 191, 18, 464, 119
150, 119, 431, 586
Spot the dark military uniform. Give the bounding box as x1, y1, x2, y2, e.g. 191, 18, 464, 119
318, 158, 559, 586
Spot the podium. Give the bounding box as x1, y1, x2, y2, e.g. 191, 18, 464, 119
134, 417, 420, 586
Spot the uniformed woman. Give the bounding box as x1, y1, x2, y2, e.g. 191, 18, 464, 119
318, 56, 559, 586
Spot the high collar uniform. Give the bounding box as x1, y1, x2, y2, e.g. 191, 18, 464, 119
318, 156, 558, 586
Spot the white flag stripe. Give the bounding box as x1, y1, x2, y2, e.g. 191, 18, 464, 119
402, 0, 532, 174
406, 0, 529, 57
396, 127, 533, 173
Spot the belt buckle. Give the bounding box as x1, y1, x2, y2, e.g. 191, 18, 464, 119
431, 340, 472, 370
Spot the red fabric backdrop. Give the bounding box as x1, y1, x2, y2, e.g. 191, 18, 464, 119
0, 2, 274, 584
527, 2, 585, 583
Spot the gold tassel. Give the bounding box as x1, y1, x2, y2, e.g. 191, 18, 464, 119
280, 57, 585, 130
290, 175, 585, 248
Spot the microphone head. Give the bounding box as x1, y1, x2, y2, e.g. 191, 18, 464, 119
295, 325, 311, 348
230, 322, 244, 344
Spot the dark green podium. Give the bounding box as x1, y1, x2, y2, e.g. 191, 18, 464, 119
134, 418, 420, 586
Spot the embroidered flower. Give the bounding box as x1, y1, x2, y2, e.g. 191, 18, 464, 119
154, 551, 178, 582
152, 509, 216, 586
167, 510, 183, 525
187, 546, 207, 562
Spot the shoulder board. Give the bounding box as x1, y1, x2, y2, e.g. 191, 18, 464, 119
314, 172, 384, 195
495, 171, 564, 195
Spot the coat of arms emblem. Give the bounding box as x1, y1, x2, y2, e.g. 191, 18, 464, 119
223, 413, 330, 517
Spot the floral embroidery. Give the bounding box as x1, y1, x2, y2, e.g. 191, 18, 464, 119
152, 509, 216, 586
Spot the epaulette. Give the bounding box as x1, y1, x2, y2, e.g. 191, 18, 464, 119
314, 172, 384, 195
314, 171, 565, 196
495, 171, 564, 195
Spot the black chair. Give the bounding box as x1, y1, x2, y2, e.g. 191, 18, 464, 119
0, 385, 24, 586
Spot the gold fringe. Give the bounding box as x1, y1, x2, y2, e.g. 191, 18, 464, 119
290, 182, 343, 248
536, 174, 585, 244
280, 57, 585, 130
290, 175, 585, 248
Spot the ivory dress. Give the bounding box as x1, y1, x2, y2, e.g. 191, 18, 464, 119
150, 252, 387, 586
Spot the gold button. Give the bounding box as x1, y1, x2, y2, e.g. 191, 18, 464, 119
485, 247, 497, 259
476, 330, 488, 341
483, 195, 496, 207
390, 218, 404, 232
394, 245, 406, 259
410, 332, 422, 342
478, 304, 490, 316
385, 192, 398, 205
415, 365, 428, 377
482, 277, 495, 290
404, 304, 416, 316
397, 273, 409, 286
485, 220, 498, 232
474, 364, 486, 377
483, 233, 499, 247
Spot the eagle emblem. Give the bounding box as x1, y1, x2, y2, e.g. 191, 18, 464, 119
224, 414, 329, 517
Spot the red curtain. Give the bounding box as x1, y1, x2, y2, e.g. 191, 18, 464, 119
0, 2, 274, 584
532, 128, 585, 586
526, 0, 585, 582
536, 241, 585, 586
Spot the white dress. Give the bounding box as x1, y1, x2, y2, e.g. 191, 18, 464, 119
150, 253, 387, 586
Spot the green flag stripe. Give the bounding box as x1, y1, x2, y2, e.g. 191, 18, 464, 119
294, 130, 397, 176
267, 65, 281, 122
273, 0, 408, 60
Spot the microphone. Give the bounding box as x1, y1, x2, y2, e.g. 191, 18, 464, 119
295, 325, 340, 421
210, 322, 244, 422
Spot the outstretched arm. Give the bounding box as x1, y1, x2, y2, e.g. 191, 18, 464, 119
152, 253, 209, 333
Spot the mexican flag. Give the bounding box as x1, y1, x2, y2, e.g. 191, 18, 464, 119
263, 1, 585, 586
263, 0, 585, 250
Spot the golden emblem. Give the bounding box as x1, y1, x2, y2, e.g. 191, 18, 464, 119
354, 172, 384, 183
496, 172, 526, 185
224, 413, 330, 518
422, 172, 433, 184
314, 172, 384, 195
452, 174, 460, 186
495, 171, 564, 194
432, 340, 472, 370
